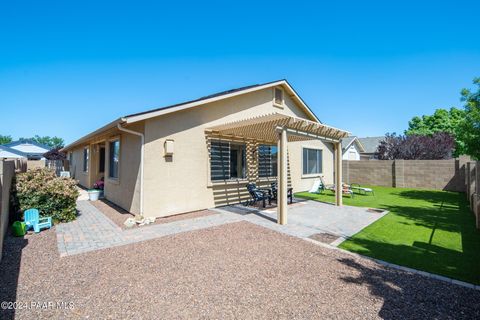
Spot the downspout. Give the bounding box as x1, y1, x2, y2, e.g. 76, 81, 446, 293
117, 122, 144, 217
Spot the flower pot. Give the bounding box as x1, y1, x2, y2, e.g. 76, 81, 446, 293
12, 221, 26, 237
88, 189, 101, 201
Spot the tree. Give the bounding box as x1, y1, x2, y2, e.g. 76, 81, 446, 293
457, 78, 480, 160
43, 148, 66, 160
19, 135, 65, 149
377, 132, 455, 160
0, 134, 13, 145
405, 107, 466, 155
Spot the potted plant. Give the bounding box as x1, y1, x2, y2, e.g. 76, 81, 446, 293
93, 177, 105, 199
87, 189, 102, 201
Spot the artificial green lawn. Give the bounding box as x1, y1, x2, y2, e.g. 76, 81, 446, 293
296, 186, 480, 285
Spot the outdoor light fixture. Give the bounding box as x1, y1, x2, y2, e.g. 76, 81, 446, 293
164, 139, 174, 156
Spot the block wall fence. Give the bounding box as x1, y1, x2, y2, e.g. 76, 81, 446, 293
342, 157, 479, 228
0, 160, 15, 262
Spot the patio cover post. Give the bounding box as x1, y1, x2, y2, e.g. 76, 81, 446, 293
277, 128, 288, 225
335, 142, 343, 206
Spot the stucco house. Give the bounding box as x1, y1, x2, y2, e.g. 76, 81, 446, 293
340, 136, 365, 161
357, 136, 385, 160
0, 140, 51, 160
0, 145, 26, 159
62, 80, 349, 224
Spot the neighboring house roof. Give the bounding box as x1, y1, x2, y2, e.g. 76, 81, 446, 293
341, 136, 365, 153
0, 145, 27, 158
357, 136, 385, 154
3, 140, 51, 158
63, 79, 322, 151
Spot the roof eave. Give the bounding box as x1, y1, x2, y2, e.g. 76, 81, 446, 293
123, 80, 320, 124
61, 118, 124, 152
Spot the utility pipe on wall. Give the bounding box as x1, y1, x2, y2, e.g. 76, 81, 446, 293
117, 123, 144, 216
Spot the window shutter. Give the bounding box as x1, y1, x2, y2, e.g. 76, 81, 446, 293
258, 145, 272, 177
210, 141, 230, 180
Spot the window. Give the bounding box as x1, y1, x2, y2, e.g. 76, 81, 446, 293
303, 148, 322, 175
109, 139, 120, 179
83, 147, 89, 172
348, 151, 356, 160
210, 140, 246, 180
99, 147, 106, 173
258, 145, 278, 177
274, 88, 284, 106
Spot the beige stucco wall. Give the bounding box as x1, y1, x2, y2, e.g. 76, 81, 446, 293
68, 123, 143, 215
288, 140, 335, 192
142, 86, 336, 218
103, 123, 143, 215
69, 146, 91, 187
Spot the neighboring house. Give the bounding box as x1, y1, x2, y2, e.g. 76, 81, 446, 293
3, 140, 51, 160
357, 136, 385, 160
341, 136, 365, 161
62, 80, 349, 219
0, 145, 27, 159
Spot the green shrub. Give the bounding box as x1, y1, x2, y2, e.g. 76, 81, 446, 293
12, 168, 79, 223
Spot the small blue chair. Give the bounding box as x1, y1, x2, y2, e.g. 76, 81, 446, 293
24, 209, 52, 233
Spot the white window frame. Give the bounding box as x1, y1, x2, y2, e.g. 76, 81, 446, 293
83, 146, 89, 173
301, 146, 323, 177
108, 137, 121, 181
273, 87, 284, 108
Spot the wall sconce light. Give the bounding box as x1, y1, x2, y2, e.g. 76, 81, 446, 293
164, 139, 174, 156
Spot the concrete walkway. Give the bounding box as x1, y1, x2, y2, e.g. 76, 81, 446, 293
56, 199, 386, 256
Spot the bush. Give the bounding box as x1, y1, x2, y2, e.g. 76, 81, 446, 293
11, 168, 79, 223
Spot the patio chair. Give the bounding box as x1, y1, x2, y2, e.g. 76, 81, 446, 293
350, 183, 375, 196
319, 176, 354, 198
24, 208, 52, 233
246, 183, 272, 208
270, 182, 293, 204
319, 175, 335, 193
308, 179, 321, 193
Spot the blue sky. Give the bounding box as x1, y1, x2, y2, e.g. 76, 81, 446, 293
1, 0, 479, 144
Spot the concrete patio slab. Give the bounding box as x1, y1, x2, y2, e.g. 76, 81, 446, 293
217, 200, 388, 244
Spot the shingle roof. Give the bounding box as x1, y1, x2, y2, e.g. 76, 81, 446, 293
357, 136, 385, 153
124, 79, 311, 119
341, 136, 356, 151
63, 79, 325, 151
2, 140, 51, 158
0, 145, 27, 158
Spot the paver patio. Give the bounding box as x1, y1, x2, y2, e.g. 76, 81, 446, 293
56, 199, 387, 256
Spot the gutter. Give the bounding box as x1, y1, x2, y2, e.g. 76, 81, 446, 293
117, 122, 145, 217
61, 118, 123, 152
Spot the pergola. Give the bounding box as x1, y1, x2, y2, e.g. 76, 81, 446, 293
207, 113, 350, 225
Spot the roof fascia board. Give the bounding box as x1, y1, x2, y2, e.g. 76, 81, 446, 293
280, 81, 320, 123
61, 118, 123, 152
124, 80, 319, 124
354, 139, 366, 152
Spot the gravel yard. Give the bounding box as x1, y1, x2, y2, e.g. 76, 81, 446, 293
90, 199, 216, 229
1, 221, 479, 319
